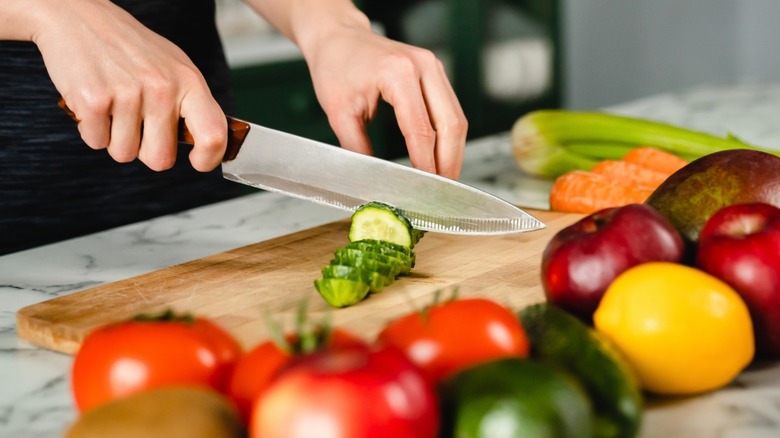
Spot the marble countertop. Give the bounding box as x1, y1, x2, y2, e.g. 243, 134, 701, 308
2, 82, 780, 437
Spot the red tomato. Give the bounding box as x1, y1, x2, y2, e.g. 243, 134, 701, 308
250, 345, 439, 438
377, 297, 530, 384
71, 314, 242, 412
228, 328, 366, 422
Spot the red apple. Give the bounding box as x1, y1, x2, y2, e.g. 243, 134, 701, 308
696, 202, 780, 359
542, 203, 685, 321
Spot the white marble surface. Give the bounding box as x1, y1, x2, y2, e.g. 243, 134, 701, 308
2, 82, 780, 437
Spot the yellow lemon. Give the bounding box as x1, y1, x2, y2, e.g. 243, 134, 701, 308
593, 262, 754, 395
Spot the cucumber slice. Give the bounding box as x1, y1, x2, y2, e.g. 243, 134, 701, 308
314, 278, 370, 308
346, 240, 414, 273
330, 256, 397, 285
322, 265, 385, 293
333, 248, 405, 277
344, 242, 414, 272
314, 202, 424, 308
411, 229, 427, 247
351, 239, 414, 257
348, 202, 415, 248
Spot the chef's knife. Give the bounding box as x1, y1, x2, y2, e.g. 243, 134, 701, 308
58, 100, 544, 234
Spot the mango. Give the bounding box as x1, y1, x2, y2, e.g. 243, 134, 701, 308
645, 149, 780, 245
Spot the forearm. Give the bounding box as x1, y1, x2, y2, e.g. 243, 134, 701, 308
0, 0, 53, 41
243, 0, 371, 57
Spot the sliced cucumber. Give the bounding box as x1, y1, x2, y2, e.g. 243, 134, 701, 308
314, 278, 370, 308
314, 202, 423, 308
332, 248, 405, 277
348, 202, 415, 248
346, 241, 415, 270
322, 265, 385, 293
351, 239, 414, 257
336, 246, 410, 275
411, 229, 427, 247
330, 255, 398, 282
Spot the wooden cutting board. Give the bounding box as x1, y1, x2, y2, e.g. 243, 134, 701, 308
16, 209, 581, 354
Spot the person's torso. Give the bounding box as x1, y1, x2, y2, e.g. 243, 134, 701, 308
0, 0, 246, 255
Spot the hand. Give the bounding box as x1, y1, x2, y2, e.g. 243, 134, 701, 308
302, 26, 468, 180
32, 0, 226, 171
242, 0, 466, 178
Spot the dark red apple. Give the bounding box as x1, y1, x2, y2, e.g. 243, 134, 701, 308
542, 203, 685, 321
696, 202, 780, 359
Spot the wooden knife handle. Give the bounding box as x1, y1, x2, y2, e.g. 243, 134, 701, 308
57, 98, 251, 162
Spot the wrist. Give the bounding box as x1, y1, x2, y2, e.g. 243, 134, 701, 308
0, 0, 57, 41
288, 0, 371, 59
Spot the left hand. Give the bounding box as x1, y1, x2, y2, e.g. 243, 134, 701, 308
302, 26, 467, 180
245, 0, 467, 180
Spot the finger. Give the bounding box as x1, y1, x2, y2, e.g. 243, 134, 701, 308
137, 108, 178, 171
381, 75, 437, 174
330, 111, 373, 155
419, 59, 468, 180
179, 92, 226, 172
76, 113, 111, 151
69, 95, 111, 150
106, 94, 142, 163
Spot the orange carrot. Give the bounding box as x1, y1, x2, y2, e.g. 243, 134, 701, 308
591, 160, 669, 190
549, 170, 654, 214
548, 147, 689, 214
622, 147, 689, 175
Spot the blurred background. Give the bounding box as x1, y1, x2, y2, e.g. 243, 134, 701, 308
214, 0, 780, 159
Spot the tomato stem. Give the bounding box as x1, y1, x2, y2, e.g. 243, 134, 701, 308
263, 299, 336, 356
419, 287, 460, 323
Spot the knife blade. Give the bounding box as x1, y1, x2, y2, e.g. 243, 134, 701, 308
57, 99, 544, 234
205, 118, 544, 235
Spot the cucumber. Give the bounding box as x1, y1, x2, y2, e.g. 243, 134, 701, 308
348, 201, 416, 248
329, 256, 397, 285
411, 229, 427, 247
314, 201, 424, 307
322, 265, 386, 293
351, 239, 414, 257
518, 303, 643, 438
346, 241, 415, 270
337, 245, 411, 274
332, 248, 405, 277
313, 278, 370, 308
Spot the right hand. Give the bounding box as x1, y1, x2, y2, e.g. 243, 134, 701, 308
32, 0, 226, 171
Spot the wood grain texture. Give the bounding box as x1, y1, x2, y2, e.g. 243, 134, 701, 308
16, 210, 581, 354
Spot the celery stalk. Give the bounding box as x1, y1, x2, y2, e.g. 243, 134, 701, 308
511, 110, 776, 179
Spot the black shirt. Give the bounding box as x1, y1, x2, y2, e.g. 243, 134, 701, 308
0, 0, 248, 255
